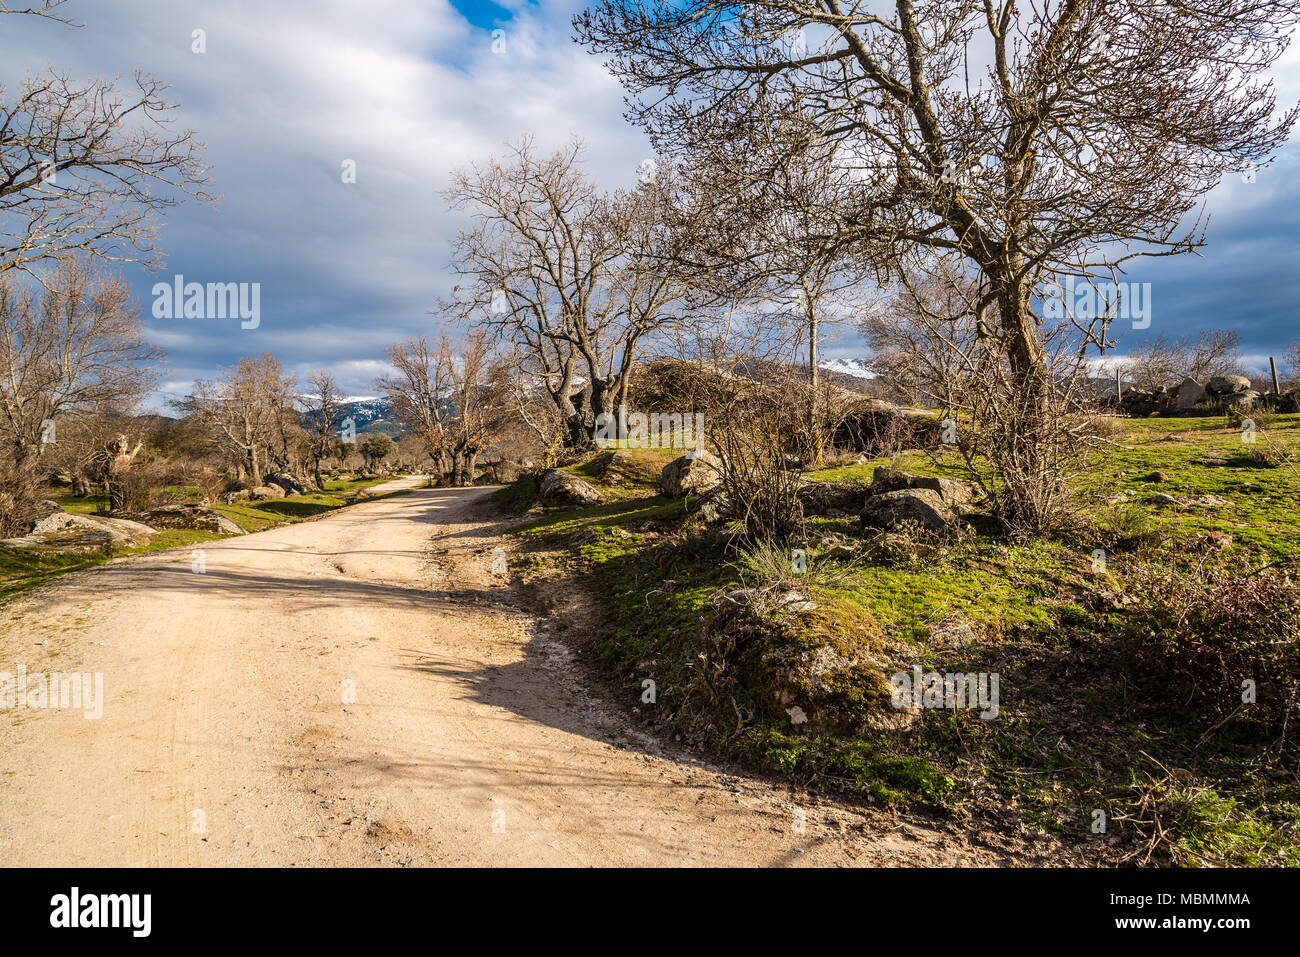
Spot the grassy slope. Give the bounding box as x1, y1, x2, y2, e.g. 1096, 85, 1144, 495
503, 416, 1300, 865
1, 477, 400, 603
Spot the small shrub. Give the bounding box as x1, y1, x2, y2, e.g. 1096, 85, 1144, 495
1094, 502, 1162, 549
1125, 556, 1300, 732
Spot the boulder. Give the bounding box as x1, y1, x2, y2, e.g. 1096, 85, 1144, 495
31, 499, 65, 521
1171, 378, 1208, 412
538, 469, 603, 507
113, 505, 245, 535
1206, 374, 1252, 396
249, 485, 285, 500
27, 512, 157, 546
869, 466, 977, 505
1224, 390, 1260, 410
47, 470, 74, 488
860, 488, 956, 532
696, 490, 732, 524
265, 472, 309, 495
659, 451, 724, 497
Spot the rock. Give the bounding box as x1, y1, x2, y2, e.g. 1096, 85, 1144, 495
659, 451, 724, 497
697, 491, 731, 524
31, 499, 64, 520
719, 587, 817, 613
26, 512, 157, 546
1118, 386, 1170, 417
773, 590, 818, 612
249, 485, 285, 500
265, 472, 309, 495
47, 471, 73, 488
1268, 390, 1300, 413
823, 544, 858, 562
1143, 493, 1185, 507
1225, 390, 1260, 410
1187, 494, 1231, 507
869, 467, 977, 505
748, 638, 902, 735
1206, 375, 1252, 395
224, 489, 251, 504
1171, 378, 1208, 412
113, 505, 245, 535
860, 488, 956, 532
538, 469, 603, 507
929, 620, 978, 648
1139, 471, 1168, 483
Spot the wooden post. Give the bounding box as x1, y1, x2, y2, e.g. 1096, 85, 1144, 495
1269, 356, 1281, 395
1116, 366, 1122, 403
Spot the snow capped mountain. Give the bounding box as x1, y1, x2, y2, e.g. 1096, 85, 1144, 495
819, 357, 875, 379
337, 397, 392, 430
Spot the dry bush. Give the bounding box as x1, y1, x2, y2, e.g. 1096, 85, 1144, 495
1125, 556, 1300, 736
0, 458, 41, 537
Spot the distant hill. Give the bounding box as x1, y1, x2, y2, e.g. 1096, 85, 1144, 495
338, 397, 392, 430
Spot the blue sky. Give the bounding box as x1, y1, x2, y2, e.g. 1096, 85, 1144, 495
2, 1, 1297, 407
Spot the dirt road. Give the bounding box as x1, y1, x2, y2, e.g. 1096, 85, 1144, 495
0, 480, 1002, 866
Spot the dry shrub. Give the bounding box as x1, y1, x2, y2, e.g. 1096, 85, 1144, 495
0, 458, 40, 537
1125, 556, 1300, 734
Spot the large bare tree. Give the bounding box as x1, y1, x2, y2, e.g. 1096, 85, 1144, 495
577, 0, 1300, 524
445, 138, 693, 447
1, 4, 210, 276
181, 355, 297, 488
0, 254, 160, 531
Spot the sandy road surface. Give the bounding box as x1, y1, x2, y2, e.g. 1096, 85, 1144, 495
0, 479, 1002, 866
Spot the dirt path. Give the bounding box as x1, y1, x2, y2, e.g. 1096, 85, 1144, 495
0, 480, 1010, 866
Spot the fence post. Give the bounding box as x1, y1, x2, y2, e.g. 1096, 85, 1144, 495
1269, 356, 1281, 395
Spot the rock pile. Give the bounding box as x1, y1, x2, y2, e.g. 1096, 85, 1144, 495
1116, 374, 1295, 417
858, 467, 979, 532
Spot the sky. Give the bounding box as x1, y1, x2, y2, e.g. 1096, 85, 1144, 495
2, 0, 1298, 407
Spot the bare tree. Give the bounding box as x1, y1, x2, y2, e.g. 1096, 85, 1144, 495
301, 370, 344, 489
1124, 330, 1243, 391
577, 0, 1300, 527
0, 1, 71, 22
1282, 339, 1300, 391
376, 336, 455, 480
181, 355, 296, 488
444, 331, 511, 486
1, 9, 211, 276
861, 261, 983, 407
445, 138, 692, 448
376, 333, 512, 486
0, 255, 160, 532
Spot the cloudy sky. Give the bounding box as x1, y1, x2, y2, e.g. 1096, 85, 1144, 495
3, 0, 1298, 406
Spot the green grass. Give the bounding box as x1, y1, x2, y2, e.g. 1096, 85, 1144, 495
500, 416, 1300, 864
